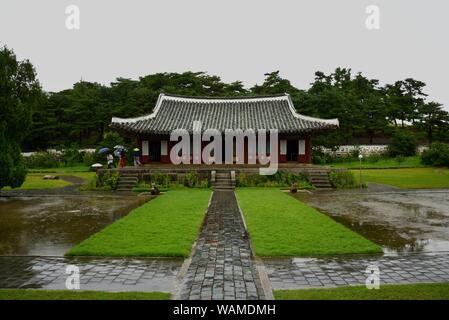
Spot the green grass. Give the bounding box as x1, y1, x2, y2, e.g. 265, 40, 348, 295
2, 171, 95, 190
236, 188, 381, 256
353, 168, 449, 189
274, 283, 449, 300
0, 289, 169, 300
2, 174, 72, 190
66, 189, 211, 257
331, 156, 425, 169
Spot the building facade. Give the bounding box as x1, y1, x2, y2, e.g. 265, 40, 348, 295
111, 93, 339, 165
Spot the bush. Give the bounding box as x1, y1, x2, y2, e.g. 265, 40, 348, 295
236, 171, 312, 188
60, 147, 84, 166
366, 154, 381, 163
421, 142, 449, 166
387, 132, 417, 157
329, 171, 356, 188
104, 172, 120, 190
150, 172, 170, 188
24, 152, 60, 168
93, 171, 119, 190
82, 152, 97, 166
183, 171, 199, 187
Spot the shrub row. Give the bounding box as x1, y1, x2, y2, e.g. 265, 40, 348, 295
236, 171, 312, 188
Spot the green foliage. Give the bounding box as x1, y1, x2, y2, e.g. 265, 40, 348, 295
329, 171, 357, 188
23, 152, 59, 168
0, 46, 41, 189
236, 171, 311, 188
103, 172, 119, 190
387, 131, 417, 157
99, 132, 124, 150
182, 171, 199, 187
150, 171, 170, 188
421, 142, 449, 166
366, 153, 381, 163
86, 171, 120, 191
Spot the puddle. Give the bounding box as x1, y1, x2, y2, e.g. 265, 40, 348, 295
292, 190, 449, 254
0, 196, 151, 256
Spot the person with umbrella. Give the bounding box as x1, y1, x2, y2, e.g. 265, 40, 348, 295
133, 147, 142, 166
119, 148, 127, 168
98, 147, 114, 169
107, 153, 114, 169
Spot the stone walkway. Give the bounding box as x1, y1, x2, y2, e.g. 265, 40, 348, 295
265, 252, 449, 290
0, 256, 182, 292
176, 191, 266, 300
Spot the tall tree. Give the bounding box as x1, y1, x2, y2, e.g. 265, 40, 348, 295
416, 101, 449, 143
0, 46, 42, 189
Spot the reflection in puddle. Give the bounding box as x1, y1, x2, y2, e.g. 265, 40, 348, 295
292, 190, 449, 254
0, 196, 152, 256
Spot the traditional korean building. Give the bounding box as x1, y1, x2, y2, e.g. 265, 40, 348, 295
111, 93, 338, 165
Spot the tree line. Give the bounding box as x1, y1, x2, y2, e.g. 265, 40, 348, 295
24, 69, 449, 151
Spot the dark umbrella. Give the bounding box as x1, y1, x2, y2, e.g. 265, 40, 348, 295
98, 147, 110, 154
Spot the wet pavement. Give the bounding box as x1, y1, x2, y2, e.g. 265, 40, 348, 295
176, 191, 266, 300
265, 252, 449, 289
293, 187, 449, 254
0, 256, 181, 292
0, 195, 151, 256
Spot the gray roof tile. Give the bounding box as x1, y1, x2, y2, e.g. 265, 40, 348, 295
111, 93, 339, 134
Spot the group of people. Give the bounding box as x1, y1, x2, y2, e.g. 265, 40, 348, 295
106, 148, 142, 169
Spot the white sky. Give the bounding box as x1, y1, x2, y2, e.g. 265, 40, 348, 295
1, 0, 448, 110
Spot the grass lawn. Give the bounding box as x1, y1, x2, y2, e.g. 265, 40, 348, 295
331, 156, 425, 169
66, 189, 211, 257
0, 289, 169, 300
235, 188, 381, 256
2, 173, 72, 190
353, 168, 449, 189
274, 283, 449, 300
1, 171, 95, 190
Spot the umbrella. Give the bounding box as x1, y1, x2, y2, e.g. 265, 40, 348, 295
133, 148, 140, 151
91, 163, 103, 168
114, 145, 125, 150
98, 147, 110, 154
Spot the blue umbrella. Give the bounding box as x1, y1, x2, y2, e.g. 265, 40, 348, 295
98, 147, 110, 154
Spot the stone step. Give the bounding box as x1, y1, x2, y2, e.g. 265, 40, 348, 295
119, 178, 138, 182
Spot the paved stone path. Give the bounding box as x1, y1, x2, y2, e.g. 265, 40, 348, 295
265, 252, 449, 290
0, 256, 181, 292
176, 191, 266, 300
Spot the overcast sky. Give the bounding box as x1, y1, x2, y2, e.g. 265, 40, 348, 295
1, 0, 448, 110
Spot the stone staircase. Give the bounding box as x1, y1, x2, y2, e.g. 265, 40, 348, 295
308, 169, 332, 189
116, 172, 138, 192
211, 171, 235, 191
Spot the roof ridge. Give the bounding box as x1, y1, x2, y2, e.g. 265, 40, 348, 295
161, 92, 287, 100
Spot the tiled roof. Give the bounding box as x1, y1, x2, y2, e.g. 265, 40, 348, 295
111, 93, 339, 134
